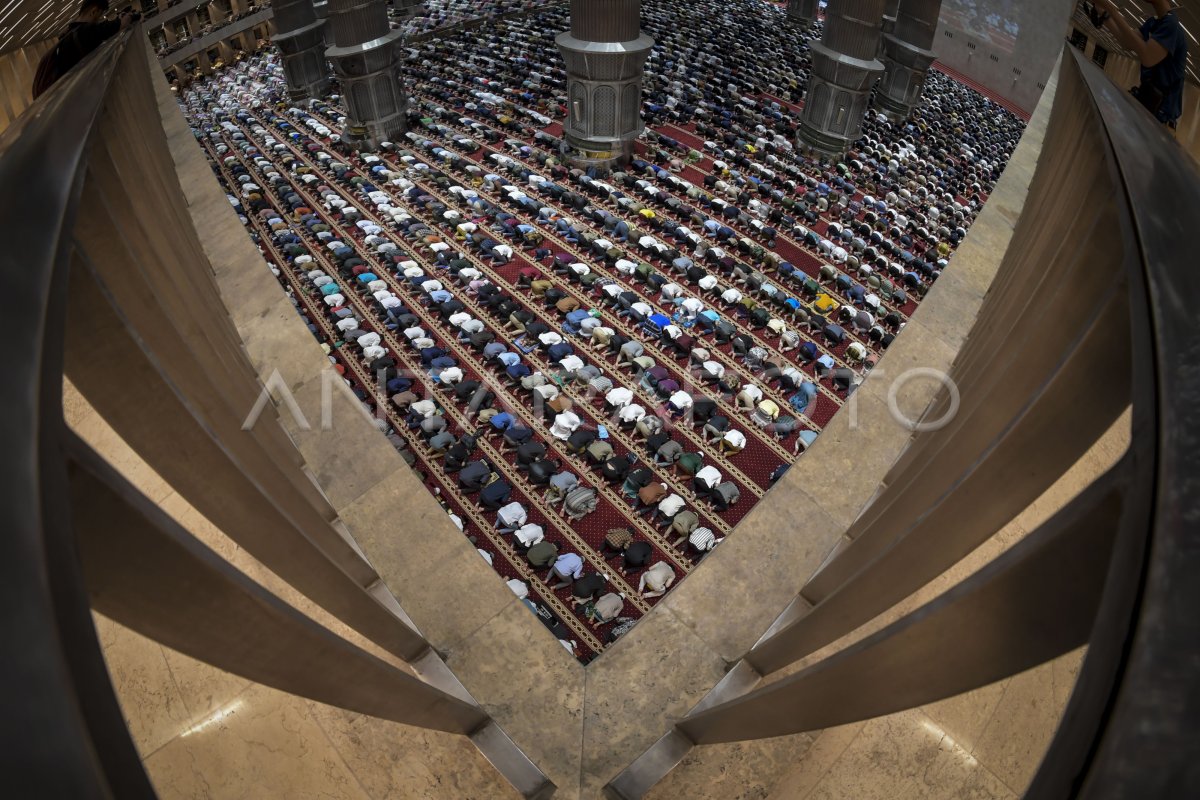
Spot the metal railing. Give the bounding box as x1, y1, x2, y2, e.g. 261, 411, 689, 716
1, 29, 1196, 800
605, 46, 1199, 798
1, 30, 550, 799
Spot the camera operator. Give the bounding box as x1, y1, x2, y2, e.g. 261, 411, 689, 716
32, 0, 139, 98
1088, 0, 1188, 128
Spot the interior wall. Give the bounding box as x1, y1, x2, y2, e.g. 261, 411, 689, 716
933, 0, 1075, 114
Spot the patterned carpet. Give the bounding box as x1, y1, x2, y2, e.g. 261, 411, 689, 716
181, 6, 1021, 663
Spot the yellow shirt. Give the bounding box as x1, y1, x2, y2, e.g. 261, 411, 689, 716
813, 293, 839, 314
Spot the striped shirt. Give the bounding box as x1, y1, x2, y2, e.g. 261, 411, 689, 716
689, 527, 718, 552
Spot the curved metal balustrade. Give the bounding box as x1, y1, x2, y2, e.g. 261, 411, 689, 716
0, 31, 550, 799
1, 29, 1196, 800
605, 46, 1199, 798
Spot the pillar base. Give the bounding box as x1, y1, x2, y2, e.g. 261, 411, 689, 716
876, 36, 936, 120
275, 20, 330, 100
787, 0, 818, 27
327, 29, 408, 152
560, 136, 635, 172
796, 43, 884, 157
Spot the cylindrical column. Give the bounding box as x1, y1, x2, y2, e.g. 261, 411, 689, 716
876, 0, 942, 119
787, 0, 818, 27
392, 0, 423, 18
880, 0, 901, 46
555, 0, 654, 170
796, 0, 888, 157
272, 0, 330, 100
325, 0, 407, 150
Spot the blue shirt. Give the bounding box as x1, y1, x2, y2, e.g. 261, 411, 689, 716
498, 352, 521, 367
551, 552, 584, 579
1140, 12, 1188, 123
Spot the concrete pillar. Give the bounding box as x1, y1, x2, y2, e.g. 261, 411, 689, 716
787, 0, 818, 27
555, 0, 654, 170
876, 0, 941, 119
393, 0, 423, 17
161, 23, 177, 44
325, 0, 407, 150
796, 0, 887, 157
881, 0, 901, 43
312, 0, 329, 45
273, 0, 330, 100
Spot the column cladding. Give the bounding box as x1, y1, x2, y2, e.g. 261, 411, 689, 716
796, 0, 888, 157
555, 0, 654, 169
325, 0, 408, 150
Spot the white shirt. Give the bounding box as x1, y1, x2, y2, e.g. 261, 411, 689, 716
550, 411, 581, 440
657, 494, 686, 517
437, 367, 463, 385
723, 429, 747, 449
619, 404, 646, 423
668, 390, 693, 410
695, 465, 722, 489
409, 399, 437, 418
514, 523, 545, 547
606, 387, 633, 408
497, 501, 526, 528
739, 385, 763, 403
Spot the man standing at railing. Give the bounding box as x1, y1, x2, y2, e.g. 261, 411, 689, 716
32, 0, 137, 98
1089, 0, 1189, 129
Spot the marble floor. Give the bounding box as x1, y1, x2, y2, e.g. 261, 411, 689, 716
66, 378, 519, 800
71, 371, 1127, 799
644, 406, 1129, 800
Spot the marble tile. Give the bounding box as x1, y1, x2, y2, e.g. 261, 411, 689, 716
970, 648, 1085, 793
1015, 409, 1130, 534
863, 318, 961, 428
159, 645, 254, 729
581, 610, 728, 797
921, 678, 1010, 757
796, 710, 999, 800
765, 723, 865, 800
645, 733, 816, 800
337, 466, 515, 653
789, 384, 915, 531
144, 683, 371, 800
445, 600, 585, 799
285, 370, 407, 510
157, 490, 240, 564
909, 268, 986, 354
661, 491, 842, 661
307, 701, 520, 800
238, 293, 328, 389
64, 379, 174, 505
93, 614, 193, 758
